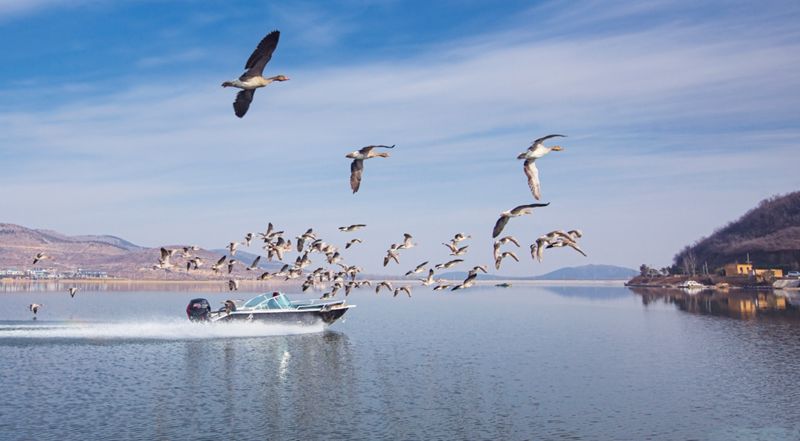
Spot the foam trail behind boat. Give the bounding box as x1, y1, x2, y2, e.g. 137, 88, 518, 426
0, 319, 325, 340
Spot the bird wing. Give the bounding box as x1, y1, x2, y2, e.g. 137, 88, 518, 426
567, 242, 588, 257
233, 89, 256, 118
492, 215, 510, 238
251, 256, 261, 268
358, 144, 395, 155
350, 159, 364, 193
241, 30, 280, 79
532, 134, 566, 146
512, 202, 550, 214
523, 159, 541, 200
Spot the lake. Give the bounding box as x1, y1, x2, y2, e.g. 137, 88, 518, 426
1, 283, 799, 440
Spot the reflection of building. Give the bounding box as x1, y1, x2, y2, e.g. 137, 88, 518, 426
722, 263, 783, 278
630, 286, 797, 320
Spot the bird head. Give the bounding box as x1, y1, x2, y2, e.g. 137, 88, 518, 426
271, 75, 290, 82
551, 146, 564, 151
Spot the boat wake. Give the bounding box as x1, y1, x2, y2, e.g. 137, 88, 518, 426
0, 319, 325, 340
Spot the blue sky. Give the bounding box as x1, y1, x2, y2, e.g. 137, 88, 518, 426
1, 0, 799, 276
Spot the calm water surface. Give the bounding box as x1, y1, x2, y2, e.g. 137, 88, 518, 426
1, 284, 800, 441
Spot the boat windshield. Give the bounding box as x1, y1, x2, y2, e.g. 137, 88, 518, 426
274, 294, 291, 309
243, 295, 269, 308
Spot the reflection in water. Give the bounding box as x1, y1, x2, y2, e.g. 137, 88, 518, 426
175, 331, 355, 439
630, 287, 800, 320
539, 284, 631, 300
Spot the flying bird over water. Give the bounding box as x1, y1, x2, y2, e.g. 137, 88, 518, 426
246, 256, 261, 271
517, 134, 565, 200
394, 286, 412, 298
452, 272, 477, 291
495, 251, 520, 270
375, 281, 393, 294
530, 230, 587, 262
29, 303, 42, 316
405, 261, 429, 276
228, 279, 240, 291
345, 145, 395, 193
68, 287, 78, 298
339, 224, 367, 232
221, 30, 289, 118
492, 203, 550, 238
435, 259, 464, 270
32, 252, 50, 265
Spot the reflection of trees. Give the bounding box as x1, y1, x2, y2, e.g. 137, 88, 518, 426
629, 287, 800, 320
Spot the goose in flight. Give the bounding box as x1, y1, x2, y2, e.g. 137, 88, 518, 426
517, 134, 565, 200
296, 228, 316, 252
29, 303, 42, 317
339, 224, 367, 232
530, 230, 587, 262
452, 233, 471, 244
246, 256, 261, 271
443, 243, 469, 256
32, 252, 50, 265
495, 251, 519, 270
375, 281, 393, 294
346, 145, 395, 193
383, 247, 400, 267
398, 233, 416, 250
467, 265, 488, 277
452, 272, 477, 291
345, 238, 362, 249
211, 255, 228, 273
222, 30, 289, 118
405, 261, 429, 276
393, 286, 412, 298
68, 287, 78, 298
492, 203, 550, 238
435, 259, 464, 270
228, 279, 240, 291
419, 269, 440, 286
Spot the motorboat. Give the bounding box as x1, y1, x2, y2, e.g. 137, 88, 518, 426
186, 292, 355, 326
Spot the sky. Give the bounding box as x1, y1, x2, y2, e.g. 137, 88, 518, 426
1, 0, 799, 276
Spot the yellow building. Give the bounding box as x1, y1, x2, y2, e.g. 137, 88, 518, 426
723, 263, 783, 278
723, 263, 752, 276
754, 268, 783, 278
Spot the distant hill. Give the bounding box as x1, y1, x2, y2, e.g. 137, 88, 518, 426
437, 264, 636, 281
673, 192, 800, 272
0, 223, 267, 280
533, 264, 637, 280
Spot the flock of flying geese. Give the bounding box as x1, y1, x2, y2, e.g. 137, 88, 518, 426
22, 30, 588, 317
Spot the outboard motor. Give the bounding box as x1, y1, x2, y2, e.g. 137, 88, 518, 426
186, 298, 211, 321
